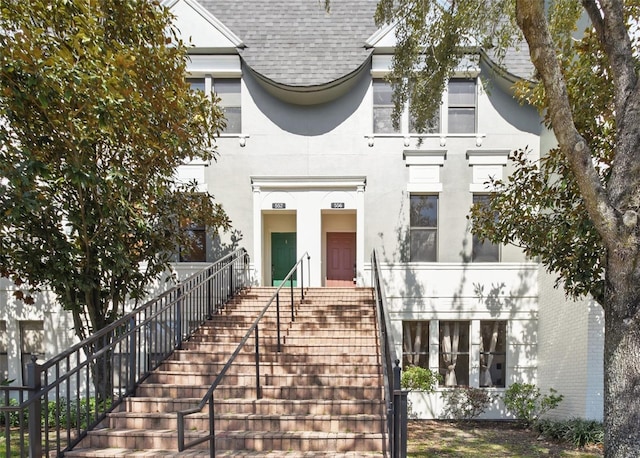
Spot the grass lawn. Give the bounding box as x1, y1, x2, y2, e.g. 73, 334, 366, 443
408, 420, 604, 458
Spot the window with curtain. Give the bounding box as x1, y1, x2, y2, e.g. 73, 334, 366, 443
214, 78, 242, 134
439, 321, 469, 386
448, 79, 476, 133
0, 321, 7, 381
472, 194, 500, 262
20, 321, 44, 384
402, 321, 429, 368
480, 320, 506, 387
410, 195, 438, 262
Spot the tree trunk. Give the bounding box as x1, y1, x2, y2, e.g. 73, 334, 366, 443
603, 273, 640, 457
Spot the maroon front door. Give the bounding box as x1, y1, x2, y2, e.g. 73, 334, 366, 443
326, 232, 356, 287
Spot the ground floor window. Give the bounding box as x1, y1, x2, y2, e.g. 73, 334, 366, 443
439, 321, 470, 386
20, 321, 44, 384
0, 321, 7, 381
180, 219, 206, 262
480, 320, 507, 387
402, 321, 429, 368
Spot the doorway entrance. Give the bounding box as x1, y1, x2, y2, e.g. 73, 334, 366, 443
271, 232, 297, 286
326, 232, 356, 287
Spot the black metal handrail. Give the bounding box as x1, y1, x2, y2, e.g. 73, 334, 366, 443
371, 249, 407, 458
177, 252, 311, 456
0, 248, 250, 458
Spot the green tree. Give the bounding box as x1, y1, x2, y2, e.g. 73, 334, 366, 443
0, 0, 230, 395
375, 0, 640, 456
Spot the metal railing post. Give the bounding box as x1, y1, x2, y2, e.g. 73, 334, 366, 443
27, 358, 42, 458
290, 279, 294, 322
254, 326, 261, 399
209, 394, 215, 458
207, 266, 213, 318
128, 317, 137, 394
175, 286, 183, 350
276, 292, 281, 352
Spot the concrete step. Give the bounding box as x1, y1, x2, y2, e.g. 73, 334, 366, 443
145, 371, 381, 387
136, 383, 384, 400
106, 411, 385, 433
122, 397, 385, 416
79, 428, 385, 453
66, 448, 384, 457
159, 360, 381, 375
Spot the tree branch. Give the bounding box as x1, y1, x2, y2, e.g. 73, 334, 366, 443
515, 0, 618, 247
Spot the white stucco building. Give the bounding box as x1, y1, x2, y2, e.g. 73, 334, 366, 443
0, 0, 604, 421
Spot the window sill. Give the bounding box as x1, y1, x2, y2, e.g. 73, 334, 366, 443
366, 133, 486, 147
218, 134, 249, 147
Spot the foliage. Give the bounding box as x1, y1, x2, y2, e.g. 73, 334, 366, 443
376, 1, 640, 454
503, 383, 563, 427
0, 0, 229, 349
0, 396, 112, 428
536, 418, 604, 448
401, 365, 441, 393
440, 387, 494, 421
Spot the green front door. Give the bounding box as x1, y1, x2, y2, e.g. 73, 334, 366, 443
271, 232, 297, 286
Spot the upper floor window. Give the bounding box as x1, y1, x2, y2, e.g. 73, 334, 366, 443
410, 194, 438, 262
472, 194, 500, 262
374, 79, 440, 134
187, 77, 242, 134
373, 79, 398, 134
480, 320, 507, 387
215, 79, 241, 134
448, 79, 476, 133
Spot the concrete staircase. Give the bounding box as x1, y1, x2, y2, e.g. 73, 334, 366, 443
66, 287, 387, 457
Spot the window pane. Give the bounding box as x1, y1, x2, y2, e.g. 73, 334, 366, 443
20, 321, 44, 384
222, 107, 242, 134
480, 321, 506, 387
187, 78, 206, 92
448, 108, 475, 133
448, 80, 475, 106
439, 321, 470, 387
0, 321, 7, 381
373, 107, 398, 133
410, 195, 438, 227
215, 79, 241, 106
410, 229, 436, 262
373, 80, 397, 133
409, 107, 439, 134
402, 321, 429, 368
472, 195, 499, 262
373, 80, 393, 104
180, 229, 206, 262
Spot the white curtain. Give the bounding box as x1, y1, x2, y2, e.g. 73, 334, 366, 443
441, 322, 460, 386
480, 321, 500, 387
403, 322, 424, 365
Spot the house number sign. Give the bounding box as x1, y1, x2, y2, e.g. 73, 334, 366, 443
272, 202, 286, 209
331, 202, 345, 209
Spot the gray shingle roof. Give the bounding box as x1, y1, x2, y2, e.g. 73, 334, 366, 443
198, 0, 379, 87
197, 0, 533, 87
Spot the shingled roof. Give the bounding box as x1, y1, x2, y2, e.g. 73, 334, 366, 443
195, 0, 534, 88
197, 0, 379, 88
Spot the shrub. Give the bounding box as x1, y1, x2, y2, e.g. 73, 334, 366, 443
536, 418, 604, 447
503, 383, 563, 427
401, 365, 441, 392
441, 387, 494, 420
